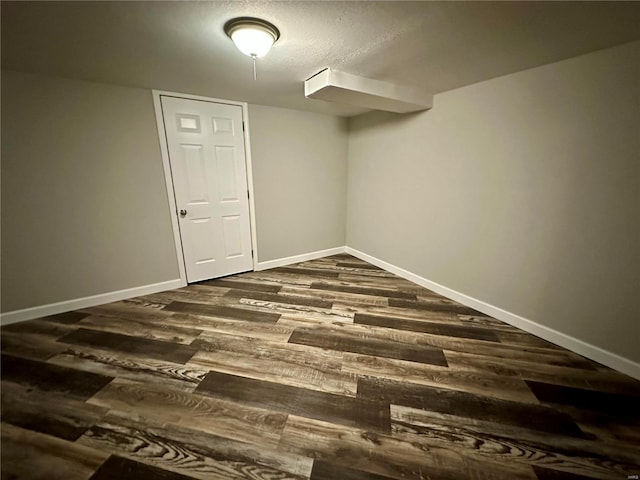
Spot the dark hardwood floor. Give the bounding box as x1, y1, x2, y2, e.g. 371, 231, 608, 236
2, 254, 639, 479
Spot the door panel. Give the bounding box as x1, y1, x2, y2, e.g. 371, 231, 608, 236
222, 215, 243, 258
182, 145, 208, 201
215, 146, 238, 201
161, 96, 253, 282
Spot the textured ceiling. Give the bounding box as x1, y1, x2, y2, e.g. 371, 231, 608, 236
2, 1, 639, 116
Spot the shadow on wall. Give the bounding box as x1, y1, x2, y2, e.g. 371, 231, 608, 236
347, 109, 430, 133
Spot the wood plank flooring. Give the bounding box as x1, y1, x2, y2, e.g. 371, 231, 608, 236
2, 254, 639, 480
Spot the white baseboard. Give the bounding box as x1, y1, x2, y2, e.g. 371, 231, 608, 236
0, 246, 348, 325
0, 279, 185, 326
345, 247, 640, 381
255, 246, 347, 271
4, 244, 638, 381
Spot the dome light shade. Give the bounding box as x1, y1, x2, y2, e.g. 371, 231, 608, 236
224, 17, 280, 58
230, 27, 274, 58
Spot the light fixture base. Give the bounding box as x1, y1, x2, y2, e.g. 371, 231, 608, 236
224, 17, 280, 42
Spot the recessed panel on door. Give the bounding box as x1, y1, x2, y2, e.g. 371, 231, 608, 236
177, 114, 201, 133
161, 96, 253, 282
212, 117, 234, 134
189, 217, 217, 265
215, 146, 238, 202
222, 215, 243, 258
181, 144, 208, 203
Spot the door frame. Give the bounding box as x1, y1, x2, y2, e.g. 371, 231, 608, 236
152, 90, 259, 286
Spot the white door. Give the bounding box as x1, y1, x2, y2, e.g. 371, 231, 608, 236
160, 96, 253, 282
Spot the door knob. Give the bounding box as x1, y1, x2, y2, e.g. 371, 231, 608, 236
179, 209, 187, 217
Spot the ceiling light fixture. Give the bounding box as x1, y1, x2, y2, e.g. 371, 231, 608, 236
224, 17, 280, 80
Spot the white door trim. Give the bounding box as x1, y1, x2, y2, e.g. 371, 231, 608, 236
152, 90, 259, 285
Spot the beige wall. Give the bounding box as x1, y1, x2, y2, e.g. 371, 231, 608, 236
0, 72, 349, 314
248, 104, 348, 262
347, 42, 640, 362
1, 70, 180, 312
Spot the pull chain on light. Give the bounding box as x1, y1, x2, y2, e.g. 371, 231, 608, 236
252, 54, 257, 81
